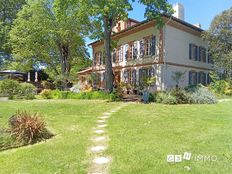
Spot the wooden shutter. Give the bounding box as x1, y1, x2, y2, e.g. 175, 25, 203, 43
198, 47, 202, 62
198, 72, 201, 84
189, 44, 192, 60
151, 36, 156, 56
189, 71, 192, 85
195, 46, 198, 61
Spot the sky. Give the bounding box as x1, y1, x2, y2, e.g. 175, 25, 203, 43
86, 0, 232, 58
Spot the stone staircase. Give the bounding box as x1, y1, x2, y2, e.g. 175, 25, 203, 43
122, 94, 142, 102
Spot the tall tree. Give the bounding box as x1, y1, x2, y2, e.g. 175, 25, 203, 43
202, 7, 232, 79
9, 0, 91, 89
90, 0, 173, 92
0, 0, 26, 69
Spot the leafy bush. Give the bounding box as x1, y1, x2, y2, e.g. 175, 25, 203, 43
170, 88, 191, 104
9, 111, 53, 145
153, 86, 217, 105
39, 89, 120, 101
18, 83, 36, 100
156, 92, 177, 105
0, 79, 21, 99
0, 80, 36, 100
41, 81, 55, 90
40, 89, 53, 99
210, 80, 232, 96
190, 87, 218, 104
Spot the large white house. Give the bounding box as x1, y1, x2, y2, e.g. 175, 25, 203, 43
78, 3, 213, 91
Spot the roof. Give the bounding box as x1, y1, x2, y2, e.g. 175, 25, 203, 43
0, 70, 26, 75
77, 67, 92, 75
88, 15, 204, 47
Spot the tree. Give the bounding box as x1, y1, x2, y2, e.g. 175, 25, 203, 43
172, 71, 186, 87
90, 0, 173, 92
0, 0, 26, 69
9, 0, 91, 89
202, 7, 232, 80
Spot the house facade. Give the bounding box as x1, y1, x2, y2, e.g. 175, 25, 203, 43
82, 8, 213, 91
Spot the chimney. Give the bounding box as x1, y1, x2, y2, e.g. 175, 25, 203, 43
173, 3, 185, 21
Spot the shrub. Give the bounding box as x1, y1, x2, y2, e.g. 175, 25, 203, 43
190, 87, 217, 104
41, 81, 55, 90
170, 88, 191, 104
18, 83, 37, 100
0, 79, 21, 99
156, 92, 177, 105
209, 80, 232, 95
8, 111, 53, 145
40, 89, 53, 99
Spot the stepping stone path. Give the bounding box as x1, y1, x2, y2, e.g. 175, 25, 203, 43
88, 105, 125, 174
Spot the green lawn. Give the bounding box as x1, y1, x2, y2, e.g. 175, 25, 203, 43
0, 99, 232, 174
0, 100, 118, 174
107, 100, 232, 174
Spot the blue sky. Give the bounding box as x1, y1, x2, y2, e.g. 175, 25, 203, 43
86, 0, 232, 57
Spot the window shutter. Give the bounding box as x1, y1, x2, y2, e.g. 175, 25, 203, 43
198, 72, 201, 84
122, 45, 126, 62
194, 72, 198, 85
137, 41, 140, 58
189, 71, 192, 85
189, 44, 192, 60
195, 46, 198, 61
151, 36, 156, 56
140, 39, 144, 58
198, 47, 202, 62
132, 69, 137, 85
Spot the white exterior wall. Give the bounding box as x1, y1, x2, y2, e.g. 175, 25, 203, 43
162, 25, 213, 89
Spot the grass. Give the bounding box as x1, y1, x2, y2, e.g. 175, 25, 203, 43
107, 100, 232, 174
0, 99, 232, 173
0, 100, 119, 174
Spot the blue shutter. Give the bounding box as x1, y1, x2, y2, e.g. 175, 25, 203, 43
198, 72, 201, 84
189, 71, 192, 85
151, 36, 156, 56
189, 44, 192, 60
195, 46, 198, 61
198, 47, 202, 62
194, 72, 198, 85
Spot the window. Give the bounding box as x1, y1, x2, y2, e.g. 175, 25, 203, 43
128, 42, 133, 60
94, 52, 103, 65
133, 41, 138, 59
132, 69, 137, 86
198, 72, 206, 85
208, 51, 213, 64
112, 49, 117, 63
151, 36, 156, 56
199, 47, 206, 62
189, 71, 198, 85
144, 37, 152, 56
125, 44, 129, 61
139, 67, 155, 85
118, 46, 123, 62
189, 44, 198, 61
